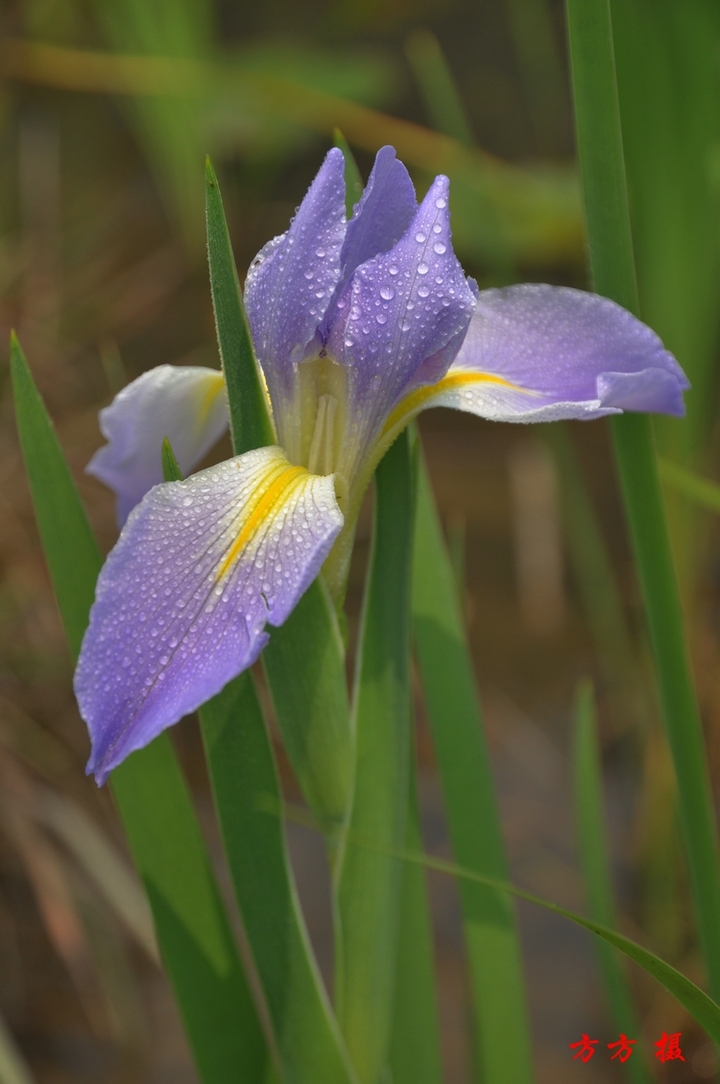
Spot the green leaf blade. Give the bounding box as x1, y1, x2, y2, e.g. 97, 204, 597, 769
565, 0, 720, 1001
11, 335, 268, 1084
573, 682, 651, 1084
389, 750, 442, 1084
334, 430, 416, 1084
205, 157, 274, 454
412, 451, 533, 1084
263, 579, 353, 832
11, 333, 103, 660
199, 674, 358, 1084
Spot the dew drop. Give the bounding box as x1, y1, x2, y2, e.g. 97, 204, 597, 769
315, 247, 326, 257
415, 232, 427, 244
433, 242, 447, 255
418, 284, 430, 298
380, 285, 395, 301
303, 269, 314, 280
435, 197, 447, 209
399, 318, 412, 332
417, 263, 429, 275
389, 265, 399, 276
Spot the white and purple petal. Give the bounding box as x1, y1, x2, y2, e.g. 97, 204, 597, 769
327, 175, 476, 472
244, 148, 347, 404
397, 284, 688, 424
76, 447, 343, 784
87, 365, 229, 526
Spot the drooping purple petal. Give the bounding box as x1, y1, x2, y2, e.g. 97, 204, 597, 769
338, 146, 417, 288
326, 175, 476, 474
76, 447, 343, 784
244, 148, 347, 406
411, 284, 689, 423
87, 365, 229, 526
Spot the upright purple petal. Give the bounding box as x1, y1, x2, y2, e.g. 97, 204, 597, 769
326, 175, 475, 472
76, 447, 343, 783
87, 365, 228, 525
338, 146, 417, 287
395, 284, 688, 424
244, 148, 347, 405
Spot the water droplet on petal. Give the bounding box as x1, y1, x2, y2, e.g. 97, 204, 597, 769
380, 285, 395, 300
418, 284, 430, 298
389, 264, 399, 276
376, 313, 387, 324
418, 263, 429, 275
433, 242, 447, 255
304, 269, 314, 280
315, 247, 326, 257
399, 318, 412, 332
415, 232, 427, 243
435, 197, 447, 209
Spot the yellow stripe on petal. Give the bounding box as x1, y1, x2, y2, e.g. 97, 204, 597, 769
217, 461, 309, 581
194, 371, 227, 433
382, 370, 527, 437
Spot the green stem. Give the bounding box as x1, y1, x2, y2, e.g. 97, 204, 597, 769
566, 0, 720, 999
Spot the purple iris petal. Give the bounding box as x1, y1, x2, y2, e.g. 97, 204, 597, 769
75, 447, 343, 784
444, 284, 688, 419
338, 146, 417, 288
326, 175, 476, 459
87, 365, 229, 526
244, 148, 347, 404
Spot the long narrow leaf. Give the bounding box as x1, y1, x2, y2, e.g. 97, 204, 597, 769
565, 0, 720, 1000
334, 430, 416, 1084
199, 675, 358, 1084
658, 458, 720, 515
412, 451, 533, 1084
389, 746, 442, 1084
0, 1013, 35, 1084
573, 683, 650, 1084
263, 582, 353, 832
384, 847, 720, 1042
11, 336, 268, 1084
205, 158, 274, 451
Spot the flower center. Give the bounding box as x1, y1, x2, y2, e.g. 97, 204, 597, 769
307, 393, 338, 476
295, 354, 347, 480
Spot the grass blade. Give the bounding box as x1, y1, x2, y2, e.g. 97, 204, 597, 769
205, 158, 274, 452
543, 425, 636, 702
380, 846, 720, 1043
199, 675, 358, 1084
658, 458, 720, 515
389, 746, 442, 1084
403, 29, 475, 147
412, 451, 533, 1083
11, 335, 268, 1084
573, 682, 650, 1084
0, 1012, 35, 1084
333, 129, 363, 216
263, 582, 353, 833
334, 430, 416, 1084
565, 0, 720, 1000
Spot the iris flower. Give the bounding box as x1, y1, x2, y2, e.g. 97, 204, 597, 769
76, 146, 688, 783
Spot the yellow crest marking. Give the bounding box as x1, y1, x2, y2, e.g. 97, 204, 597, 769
382, 370, 526, 437
194, 372, 226, 433
216, 462, 308, 582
